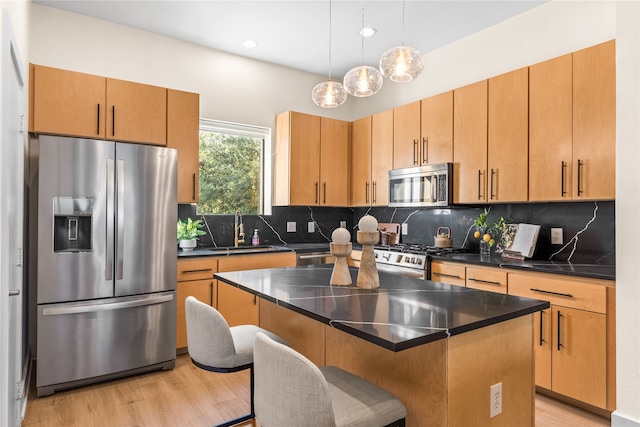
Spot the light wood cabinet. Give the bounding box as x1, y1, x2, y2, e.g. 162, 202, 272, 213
393, 101, 421, 169
176, 257, 218, 350
430, 261, 465, 287
274, 111, 349, 206
508, 272, 615, 410
487, 67, 529, 202
29, 64, 107, 138
453, 80, 488, 203
572, 40, 616, 200
421, 91, 454, 164
217, 251, 296, 326
529, 53, 574, 201
350, 110, 393, 206
167, 89, 200, 203
465, 266, 507, 294
105, 78, 167, 145
529, 40, 615, 201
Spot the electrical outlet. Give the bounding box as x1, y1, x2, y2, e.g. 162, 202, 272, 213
340, 220, 347, 228
308, 222, 315, 233
551, 227, 563, 245
401, 223, 408, 235
490, 382, 502, 418
286, 222, 296, 232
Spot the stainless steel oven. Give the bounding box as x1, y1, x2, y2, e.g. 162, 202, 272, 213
374, 244, 466, 280
388, 163, 453, 207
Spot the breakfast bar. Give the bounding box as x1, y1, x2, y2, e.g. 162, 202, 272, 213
215, 265, 549, 427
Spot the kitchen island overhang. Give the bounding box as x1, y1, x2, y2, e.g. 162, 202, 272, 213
214, 265, 549, 426
214, 265, 549, 352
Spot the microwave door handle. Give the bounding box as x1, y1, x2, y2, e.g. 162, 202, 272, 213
431, 175, 438, 202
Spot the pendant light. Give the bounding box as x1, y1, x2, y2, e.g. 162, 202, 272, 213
343, 0, 383, 97
379, 0, 424, 82
312, 0, 347, 108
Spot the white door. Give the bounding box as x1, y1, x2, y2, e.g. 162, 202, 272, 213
0, 9, 26, 427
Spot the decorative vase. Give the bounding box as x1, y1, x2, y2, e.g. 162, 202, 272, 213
479, 240, 491, 260
179, 238, 197, 252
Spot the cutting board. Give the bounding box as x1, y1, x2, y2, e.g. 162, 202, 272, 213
378, 223, 400, 244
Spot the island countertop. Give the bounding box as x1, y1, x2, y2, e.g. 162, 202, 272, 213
214, 265, 549, 352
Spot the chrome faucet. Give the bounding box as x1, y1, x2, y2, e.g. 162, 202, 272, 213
234, 209, 245, 247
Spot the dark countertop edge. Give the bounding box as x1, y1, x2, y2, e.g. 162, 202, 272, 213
178, 246, 294, 258
430, 254, 616, 281
215, 273, 550, 352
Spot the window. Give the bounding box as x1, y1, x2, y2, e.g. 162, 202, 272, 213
197, 119, 272, 215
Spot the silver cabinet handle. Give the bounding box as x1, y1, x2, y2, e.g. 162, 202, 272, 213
298, 253, 332, 259
42, 294, 174, 316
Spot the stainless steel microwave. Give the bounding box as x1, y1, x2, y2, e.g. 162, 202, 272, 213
388, 163, 453, 207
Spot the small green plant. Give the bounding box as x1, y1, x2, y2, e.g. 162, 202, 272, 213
177, 218, 206, 241
472, 208, 510, 247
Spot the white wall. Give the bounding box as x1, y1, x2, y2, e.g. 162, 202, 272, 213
27, 1, 639, 425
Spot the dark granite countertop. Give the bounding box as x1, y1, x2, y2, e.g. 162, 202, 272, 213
178, 245, 294, 258
215, 265, 549, 352
430, 253, 616, 281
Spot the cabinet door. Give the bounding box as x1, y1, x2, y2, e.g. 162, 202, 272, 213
29, 64, 106, 138
453, 80, 488, 203
106, 78, 167, 145
488, 68, 529, 202
176, 279, 215, 349
167, 89, 200, 203
430, 261, 465, 287
371, 110, 394, 206
421, 91, 453, 164
320, 117, 349, 206
276, 111, 321, 206
217, 281, 259, 327
393, 101, 421, 168
529, 54, 573, 201
552, 306, 607, 408
533, 309, 552, 389
573, 40, 616, 200
351, 116, 372, 206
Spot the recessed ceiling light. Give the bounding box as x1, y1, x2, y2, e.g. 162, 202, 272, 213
243, 40, 258, 48
360, 27, 377, 37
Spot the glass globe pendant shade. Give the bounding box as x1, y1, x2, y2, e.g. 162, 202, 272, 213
343, 65, 383, 97
312, 80, 347, 108
380, 45, 424, 82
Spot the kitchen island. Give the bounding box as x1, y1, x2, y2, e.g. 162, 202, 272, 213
215, 265, 549, 427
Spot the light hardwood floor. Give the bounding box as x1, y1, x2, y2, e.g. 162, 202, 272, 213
23, 354, 610, 427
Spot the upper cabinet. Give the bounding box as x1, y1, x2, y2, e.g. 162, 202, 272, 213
529, 40, 615, 201
453, 80, 488, 203
167, 89, 200, 204
105, 78, 167, 145
393, 101, 421, 169
274, 111, 350, 206
572, 40, 616, 200
351, 110, 394, 206
421, 91, 454, 165
29, 64, 178, 147
487, 67, 529, 202
29, 64, 107, 138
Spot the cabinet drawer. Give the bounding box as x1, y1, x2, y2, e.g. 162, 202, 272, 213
430, 262, 466, 287
177, 257, 218, 281
466, 267, 507, 294
508, 273, 607, 313
218, 251, 296, 272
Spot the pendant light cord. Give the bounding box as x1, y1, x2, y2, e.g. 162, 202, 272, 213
328, 0, 332, 80
360, 0, 365, 63
402, 0, 406, 46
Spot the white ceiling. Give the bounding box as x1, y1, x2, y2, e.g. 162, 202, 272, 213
33, 0, 547, 79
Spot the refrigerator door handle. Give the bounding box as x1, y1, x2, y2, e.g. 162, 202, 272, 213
116, 159, 125, 280
105, 158, 114, 281
42, 294, 174, 316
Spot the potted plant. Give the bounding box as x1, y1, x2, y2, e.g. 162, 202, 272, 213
177, 218, 206, 251
472, 208, 510, 257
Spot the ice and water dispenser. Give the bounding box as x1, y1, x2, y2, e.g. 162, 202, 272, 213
53, 197, 93, 253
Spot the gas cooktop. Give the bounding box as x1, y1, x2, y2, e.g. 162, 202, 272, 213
374, 243, 467, 256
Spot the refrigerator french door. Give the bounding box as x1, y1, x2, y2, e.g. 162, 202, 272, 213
31, 135, 177, 396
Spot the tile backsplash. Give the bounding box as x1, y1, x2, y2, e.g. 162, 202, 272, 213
179, 201, 614, 264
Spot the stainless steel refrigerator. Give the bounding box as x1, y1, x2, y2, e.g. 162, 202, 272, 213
29, 135, 177, 397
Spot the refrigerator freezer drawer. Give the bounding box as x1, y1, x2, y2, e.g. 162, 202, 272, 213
36, 292, 176, 392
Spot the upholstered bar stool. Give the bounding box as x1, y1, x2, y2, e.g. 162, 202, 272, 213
185, 296, 287, 427
253, 332, 407, 427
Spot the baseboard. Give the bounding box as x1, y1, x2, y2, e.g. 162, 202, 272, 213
612, 412, 640, 427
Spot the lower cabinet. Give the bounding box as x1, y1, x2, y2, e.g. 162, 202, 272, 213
430, 261, 465, 287
508, 272, 615, 411
176, 257, 219, 350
